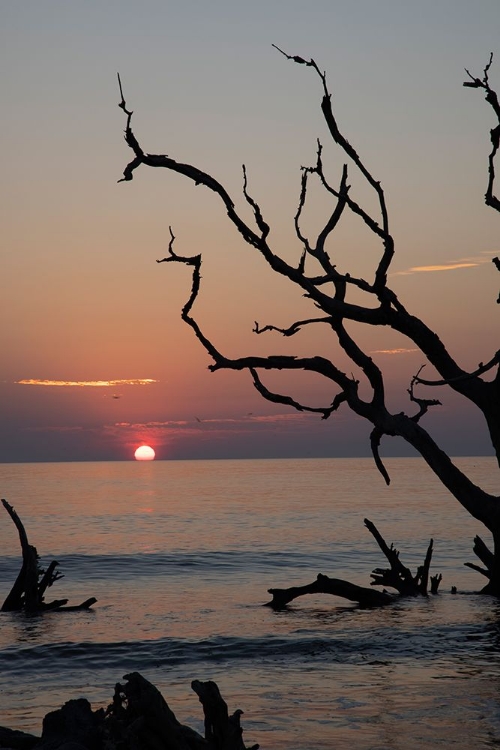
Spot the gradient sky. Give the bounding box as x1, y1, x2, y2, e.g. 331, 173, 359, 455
1, 1, 499, 462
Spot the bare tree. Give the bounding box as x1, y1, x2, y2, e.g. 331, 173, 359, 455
118, 52, 500, 593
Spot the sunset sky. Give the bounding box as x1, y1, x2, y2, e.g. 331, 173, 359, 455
1, 1, 499, 462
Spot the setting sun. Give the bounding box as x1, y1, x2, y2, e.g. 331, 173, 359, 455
134, 445, 155, 461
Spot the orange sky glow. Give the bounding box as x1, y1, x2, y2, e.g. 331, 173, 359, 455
1, 2, 499, 462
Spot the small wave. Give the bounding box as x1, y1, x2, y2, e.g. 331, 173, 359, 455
0, 634, 341, 676
1, 615, 496, 680
0, 549, 368, 584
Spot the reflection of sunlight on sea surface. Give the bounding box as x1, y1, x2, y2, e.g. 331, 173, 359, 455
0, 457, 499, 748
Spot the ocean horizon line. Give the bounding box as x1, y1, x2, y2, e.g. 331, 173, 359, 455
0, 453, 495, 466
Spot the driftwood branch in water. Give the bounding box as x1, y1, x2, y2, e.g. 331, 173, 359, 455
0, 672, 259, 749
266, 518, 441, 610
266, 573, 393, 608
364, 517, 435, 596
1, 498, 97, 613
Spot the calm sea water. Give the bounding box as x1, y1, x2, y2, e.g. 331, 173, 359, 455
0, 457, 499, 749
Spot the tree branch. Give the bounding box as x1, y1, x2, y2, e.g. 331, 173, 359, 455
370, 427, 391, 485
408, 367, 442, 423
273, 47, 394, 291
253, 317, 332, 337
464, 53, 500, 212
414, 351, 500, 386
250, 368, 346, 420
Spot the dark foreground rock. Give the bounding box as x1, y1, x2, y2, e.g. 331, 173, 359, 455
0, 672, 259, 750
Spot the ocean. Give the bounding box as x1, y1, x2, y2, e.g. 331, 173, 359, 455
0, 456, 499, 749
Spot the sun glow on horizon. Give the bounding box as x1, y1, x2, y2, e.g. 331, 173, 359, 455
134, 445, 156, 461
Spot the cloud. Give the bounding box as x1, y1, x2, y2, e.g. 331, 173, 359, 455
9, 408, 362, 462
370, 348, 419, 355
22, 425, 85, 433
392, 251, 497, 277
107, 412, 316, 432
15, 379, 157, 387
98, 412, 330, 441
18, 412, 350, 450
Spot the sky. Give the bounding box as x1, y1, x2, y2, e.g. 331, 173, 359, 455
1, 0, 499, 462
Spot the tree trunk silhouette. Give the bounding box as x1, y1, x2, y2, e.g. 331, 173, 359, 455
117, 53, 500, 591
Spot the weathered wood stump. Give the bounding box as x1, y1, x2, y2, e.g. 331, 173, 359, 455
1, 498, 97, 613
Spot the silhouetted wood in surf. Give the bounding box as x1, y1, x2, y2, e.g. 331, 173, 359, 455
1, 498, 97, 613
266, 518, 442, 609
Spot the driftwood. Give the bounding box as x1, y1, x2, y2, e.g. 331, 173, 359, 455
0, 672, 259, 750
266, 517, 442, 609
267, 573, 393, 608
1, 499, 96, 613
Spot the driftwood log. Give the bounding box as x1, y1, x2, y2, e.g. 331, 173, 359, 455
0, 672, 259, 750
1, 499, 96, 613
266, 517, 443, 609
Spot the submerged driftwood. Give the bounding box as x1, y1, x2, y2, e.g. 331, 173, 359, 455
266, 517, 443, 609
1, 499, 96, 613
0, 672, 259, 750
